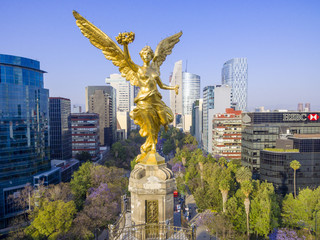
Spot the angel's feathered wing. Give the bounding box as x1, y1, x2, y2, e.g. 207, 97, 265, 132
152, 31, 183, 72
73, 11, 139, 86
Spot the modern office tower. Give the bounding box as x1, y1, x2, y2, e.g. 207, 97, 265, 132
71, 113, 100, 161
212, 108, 242, 159
221, 58, 248, 111
191, 99, 203, 145
170, 60, 183, 128
297, 103, 303, 112
182, 72, 200, 132
305, 103, 311, 112
106, 73, 137, 112
241, 111, 320, 178
0, 54, 52, 228
170, 60, 200, 131
72, 105, 82, 113
49, 97, 72, 160
202, 85, 232, 153
202, 86, 215, 152
182, 72, 200, 115
260, 134, 320, 195
85, 86, 116, 146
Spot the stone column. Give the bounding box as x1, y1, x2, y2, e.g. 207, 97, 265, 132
128, 152, 176, 239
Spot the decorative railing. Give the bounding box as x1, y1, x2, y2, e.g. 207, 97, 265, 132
109, 223, 196, 240
107, 196, 196, 240
107, 195, 130, 239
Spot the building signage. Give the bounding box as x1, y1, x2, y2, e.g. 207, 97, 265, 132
283, 114, 307, 121
283, 113, 319, 122
308, 114, 319, 121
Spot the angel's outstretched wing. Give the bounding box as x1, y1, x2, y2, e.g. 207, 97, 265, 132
152, 32, 183, 72
73, 11, 139, 86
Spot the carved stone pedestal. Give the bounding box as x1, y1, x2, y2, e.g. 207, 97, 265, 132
128, 153, 176, 238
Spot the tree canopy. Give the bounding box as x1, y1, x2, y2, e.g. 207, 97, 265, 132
26, 200, 76, 239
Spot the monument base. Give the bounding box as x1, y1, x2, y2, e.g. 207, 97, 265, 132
129, 158, 176, 229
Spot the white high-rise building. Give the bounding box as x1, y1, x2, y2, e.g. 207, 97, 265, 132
222, 58, 248, 111
106, 73, 137, 112
202, 85, 232, 153
170, 60, 183, 128
72, 105, 82, 113
170, 60, 200, 132
202, 86, 215, 152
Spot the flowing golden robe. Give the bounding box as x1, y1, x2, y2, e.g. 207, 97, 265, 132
131, 88, 173, 154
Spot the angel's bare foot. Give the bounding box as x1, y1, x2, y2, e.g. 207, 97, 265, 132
151, 144, 157, 153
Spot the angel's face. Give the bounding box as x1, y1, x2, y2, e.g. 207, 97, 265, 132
140, 47, 154, 63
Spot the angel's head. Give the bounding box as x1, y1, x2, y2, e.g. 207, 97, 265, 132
139, 46, 154, 63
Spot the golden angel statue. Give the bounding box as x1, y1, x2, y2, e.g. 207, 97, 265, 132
73, 11, 182, 163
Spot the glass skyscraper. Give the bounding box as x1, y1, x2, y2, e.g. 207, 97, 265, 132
49, 97, 72, 160
170, 60, 200, 132
182, 72, 200, 115
202, 86, 215, 152
222, 58, 248, 111
0, 54, 50, 227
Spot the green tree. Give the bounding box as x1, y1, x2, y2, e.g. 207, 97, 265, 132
197, 162, 222, 211
241, 180, 253, 238
111, 142, 126, 160
70, 162, 92, 209
249, 181, 280, 238
282, 187, 320, 234
131, 156, 138, 170
184, 133, 197, 145
75, 151, 92, 162
235, 167, 252, 184
219, 179, 230, 213
218, 157, 227, 168
175, 175, 186, 194
290, 160, 301, 198
198, 211, 236, 239
225, 193, 247, 234
26, 200, 76, 240
163, 139, 175, 155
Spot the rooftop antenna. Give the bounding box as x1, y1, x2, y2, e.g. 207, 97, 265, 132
185, 59, 188, 72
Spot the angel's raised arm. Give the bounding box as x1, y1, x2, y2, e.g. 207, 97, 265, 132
116, 33, 138, 72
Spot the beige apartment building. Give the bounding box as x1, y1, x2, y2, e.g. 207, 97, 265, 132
212, 108, 242, 159
85, 86, 116, 146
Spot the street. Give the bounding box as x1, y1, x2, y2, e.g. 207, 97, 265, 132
173, 191, 215, 240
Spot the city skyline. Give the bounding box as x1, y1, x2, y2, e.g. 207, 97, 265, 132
1, 0, 320, 111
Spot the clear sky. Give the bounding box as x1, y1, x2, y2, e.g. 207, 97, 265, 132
1, 0, 319, 111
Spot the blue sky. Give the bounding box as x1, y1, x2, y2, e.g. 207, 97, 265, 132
1, 0, 320, 111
